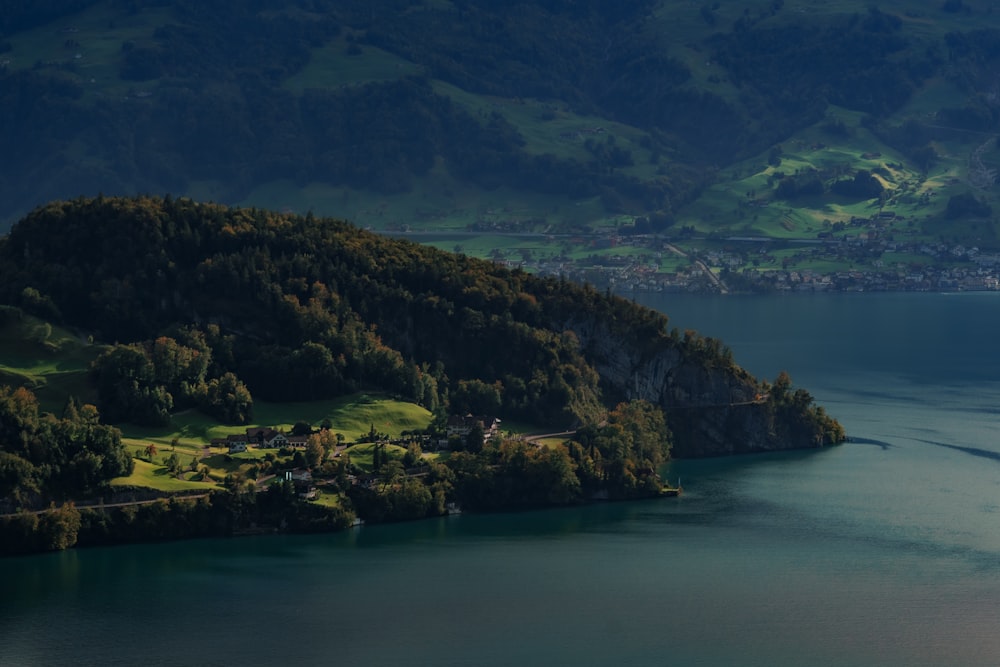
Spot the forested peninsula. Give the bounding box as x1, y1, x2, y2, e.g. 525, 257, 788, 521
0, 196, 844, 554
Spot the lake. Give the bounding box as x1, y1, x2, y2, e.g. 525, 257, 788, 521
3, 292, 1000, 666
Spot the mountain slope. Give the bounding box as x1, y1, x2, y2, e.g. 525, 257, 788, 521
3, 0, 1000, 252
0, 195, 845, 456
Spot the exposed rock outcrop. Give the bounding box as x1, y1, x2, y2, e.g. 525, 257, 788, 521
566, 316, 841, 458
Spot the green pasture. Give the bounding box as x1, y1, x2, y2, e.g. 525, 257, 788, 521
111, 392, 432, 490
117, 393, 432, 450
321, 394, 432, 441
3, 2, 173, 100
0, 308, 102, 411
122, 410, 235, 448
284, 35, 423, 93
111, 459, 216, 492
675, 108, 969, 241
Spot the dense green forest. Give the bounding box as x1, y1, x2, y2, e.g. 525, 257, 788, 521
0, 195, 842, 439
0, 196, 844, 550
0, 382, 132, 504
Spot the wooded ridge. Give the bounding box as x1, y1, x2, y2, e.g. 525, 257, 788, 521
0, 195, 844, 451
0, 195, 845, 552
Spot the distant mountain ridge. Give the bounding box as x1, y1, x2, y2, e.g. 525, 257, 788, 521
3, 0, 1000, 248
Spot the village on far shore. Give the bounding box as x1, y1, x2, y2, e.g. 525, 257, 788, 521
518, 228, 1000, 295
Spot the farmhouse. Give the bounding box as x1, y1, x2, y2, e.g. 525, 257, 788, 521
213, 427, 313, 452
209, 433, 250, 453
446, 414, 501, 447
224, 434, 247, 453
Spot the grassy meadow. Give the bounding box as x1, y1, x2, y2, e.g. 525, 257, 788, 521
0, 302, 434, 493
111, 392, 433, 492
0, 307, 103, 412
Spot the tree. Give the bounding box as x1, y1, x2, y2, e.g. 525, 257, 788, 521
165, 452, 182, 476
403, 441, 422, 468
305, 436, 325, 469
39, 502, 81, 551
465, 423, 485, 453
203, 372, 253, 424
946, 192, 992, 219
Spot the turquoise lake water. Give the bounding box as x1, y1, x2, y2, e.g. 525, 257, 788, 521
3, 292, 1000, 666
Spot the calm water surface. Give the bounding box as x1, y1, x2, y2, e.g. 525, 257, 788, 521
3, 292, 1000, 666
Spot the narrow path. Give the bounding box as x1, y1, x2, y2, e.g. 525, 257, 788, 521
1, 493, 212, 517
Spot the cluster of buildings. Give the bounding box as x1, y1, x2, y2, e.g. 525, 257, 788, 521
213, 427, 312, 454
445, 414, 502, 446
216, 415, 504, 458
508, 230, 1000, 294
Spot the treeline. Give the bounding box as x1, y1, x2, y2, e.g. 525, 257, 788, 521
449, 400, 672, 510
350, 399, 672, 520
766, 371, 846, 446
91, 334, 252, 426
0, 485, 354, 556
0, 398, 670, 555
0, 385, 133, 506
770, 167, 885, 203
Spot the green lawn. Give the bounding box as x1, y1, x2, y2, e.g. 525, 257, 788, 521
116, 392, 433, 448
112, 392, 431, 490
674, 106, 973, 243
0, 308, 104, 412
317, 393, 433, 441
342, 442, 408, 472
310, 489, 345, 508
111, 459, 217, 492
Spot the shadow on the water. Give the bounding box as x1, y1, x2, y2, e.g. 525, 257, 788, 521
847, 436, 894, 450
915, 438, 1000, 463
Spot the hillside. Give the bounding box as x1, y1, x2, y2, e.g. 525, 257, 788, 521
0, 195, 844, 460
3, 0, 1000, 270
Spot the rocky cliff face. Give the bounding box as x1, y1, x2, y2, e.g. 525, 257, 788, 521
565, 316, 833, 458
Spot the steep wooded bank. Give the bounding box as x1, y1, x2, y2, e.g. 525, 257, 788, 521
0, 196, 844, 458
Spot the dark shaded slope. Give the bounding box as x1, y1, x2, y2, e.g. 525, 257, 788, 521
0, 196, 845, 455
